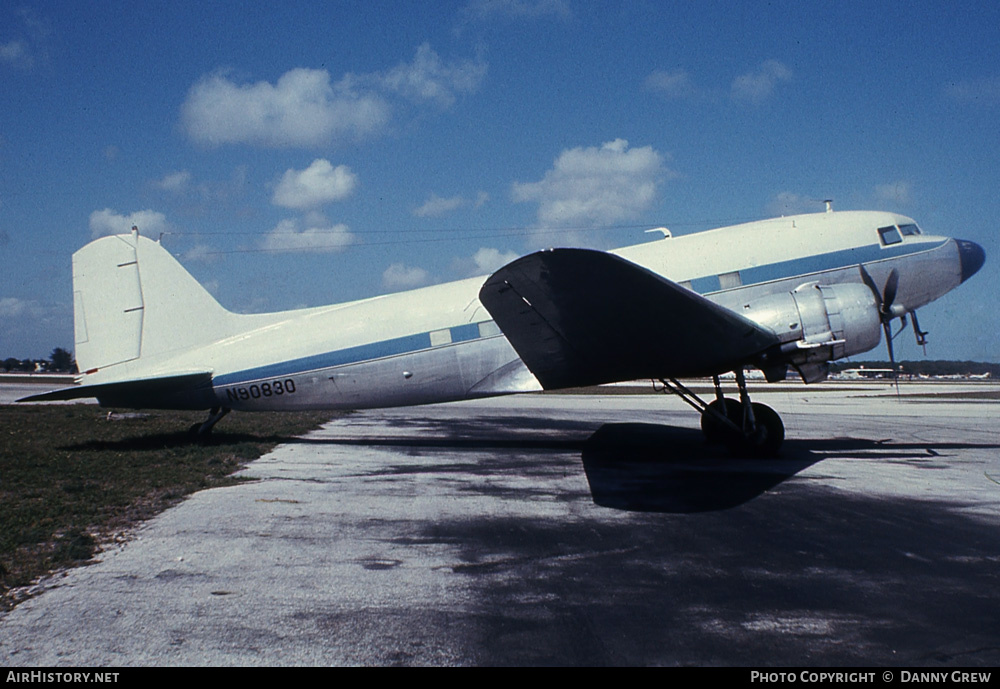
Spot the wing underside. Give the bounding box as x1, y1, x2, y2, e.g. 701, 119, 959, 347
478, 249, 779, 390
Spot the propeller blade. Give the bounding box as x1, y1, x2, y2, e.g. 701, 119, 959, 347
858, 264, 882, 309
859, 264, 900, 318
882, 268, 899, 315
884, 320, 900, 396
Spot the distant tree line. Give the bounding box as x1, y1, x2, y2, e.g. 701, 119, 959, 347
830, 360, 1000, 377
1, 347, 78, 374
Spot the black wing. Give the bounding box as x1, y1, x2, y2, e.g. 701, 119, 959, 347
478, 249, 778, 389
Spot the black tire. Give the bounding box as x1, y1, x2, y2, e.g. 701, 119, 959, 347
727, 402, 784, 458
701, 398, 742, 444
188, 421, 214, 444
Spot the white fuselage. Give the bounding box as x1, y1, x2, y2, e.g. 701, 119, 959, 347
77, 210, 974, 411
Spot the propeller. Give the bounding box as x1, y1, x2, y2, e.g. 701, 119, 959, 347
859, 265, 903, 392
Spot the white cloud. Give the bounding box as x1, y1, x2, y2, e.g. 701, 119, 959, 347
0, 296, 41, 318
261, 215, 355, 253
382, 262, 430, 290
450, 246, 520, 277
413, 193, 465, 218
644, 69, 696, 99
731, 60, 792, 104
202, 279, 221, 297
512, 139, 667, 235
472, 247, 518, 273
0, 9, 49, 70
0, 40, 28, 66
154, 170, 192, 192
875, 181, 912, 207
459, 0, 571, 23
379, 43, 486, 108
181, 244, 219, 263
180, 45, 485, 148
944, 76, 1000, 106
89, 208, 168, 239
273, 159, 357, 209
764, 192, 819, 217
152, 166, 248, 208
0, 296, 67, 335
413, 190, 489, 217
181, 67, 390, 148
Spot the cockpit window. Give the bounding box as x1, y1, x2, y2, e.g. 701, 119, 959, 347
899, 223, 921, 236
878, 225, 902, 246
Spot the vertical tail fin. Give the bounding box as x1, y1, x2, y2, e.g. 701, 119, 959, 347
73, 230, 237, 373
72, 233, 144, 372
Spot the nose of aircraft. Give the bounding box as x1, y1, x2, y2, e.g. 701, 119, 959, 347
956, 239, 986, 283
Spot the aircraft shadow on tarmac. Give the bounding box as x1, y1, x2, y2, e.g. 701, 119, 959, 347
581, 422, 1000, 514
272, 416, 836, 514
580, 423, 821, 513
62, 414, 999, 516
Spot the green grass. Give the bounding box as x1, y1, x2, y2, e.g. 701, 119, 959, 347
0, 405, 334, 609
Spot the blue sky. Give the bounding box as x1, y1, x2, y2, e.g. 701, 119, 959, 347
2, 0, 998, 362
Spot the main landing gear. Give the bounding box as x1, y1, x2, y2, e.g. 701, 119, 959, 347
188, 406, 231, 440
658, 370, 784, 457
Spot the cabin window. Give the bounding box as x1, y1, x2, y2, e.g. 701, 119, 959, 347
878, 225, 902, 246
429, 329, 452, 346
718, 271, 743, 289
899, 223, 921, 236
478, 321, 501, 338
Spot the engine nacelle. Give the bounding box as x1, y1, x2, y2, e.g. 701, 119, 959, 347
739, 283, 883, 381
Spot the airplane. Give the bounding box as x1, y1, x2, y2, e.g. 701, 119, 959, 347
20, 208, 985, 456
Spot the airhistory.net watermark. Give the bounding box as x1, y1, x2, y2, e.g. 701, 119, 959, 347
6, 673, 119, 683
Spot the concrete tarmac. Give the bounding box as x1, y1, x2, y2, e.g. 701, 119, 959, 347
2, 383, 999, 666
0, 380, 81, 405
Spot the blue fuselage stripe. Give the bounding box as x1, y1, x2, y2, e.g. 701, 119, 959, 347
213, 332, 434, 386
724, 240, 944, 295
449, 322, 481, 343
212, 239, 947, 386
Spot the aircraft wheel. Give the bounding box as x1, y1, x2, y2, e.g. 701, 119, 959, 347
701, 398, 742, 444
187, 421, 215, 444
727, 402, 784, 458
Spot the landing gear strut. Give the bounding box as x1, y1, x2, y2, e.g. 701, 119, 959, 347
658, 371, 784, 457
188, 406, 231, 440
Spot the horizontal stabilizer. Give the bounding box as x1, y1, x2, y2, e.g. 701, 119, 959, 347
18, 371, 215, 409
479, 249, 779, 389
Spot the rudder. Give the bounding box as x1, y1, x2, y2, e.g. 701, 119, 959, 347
73, 229, 235, 374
